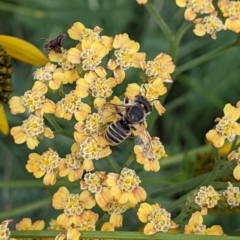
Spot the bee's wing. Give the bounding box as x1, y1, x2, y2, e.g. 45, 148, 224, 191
134, 123, 153, 159
99, 102, 127, 122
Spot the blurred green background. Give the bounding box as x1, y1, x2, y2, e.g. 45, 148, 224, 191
1, 0, 240, 234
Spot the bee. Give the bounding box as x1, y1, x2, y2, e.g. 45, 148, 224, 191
43, 33, 66, 53
103, 95, 153, 157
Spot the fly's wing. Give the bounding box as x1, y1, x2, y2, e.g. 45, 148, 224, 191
134, 123, 153, 159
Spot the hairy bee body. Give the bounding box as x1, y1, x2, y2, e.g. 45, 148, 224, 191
105, 119, 131, 145
104, 95, 153, 146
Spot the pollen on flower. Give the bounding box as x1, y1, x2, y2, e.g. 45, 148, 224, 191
33, 62, 64, 90
176, 0, 215, 21
194, 186, 220, 208
106, 168, 146, 205
148, 207, 171, 232
26, 149, 60, 185
193, 12, 225, 39
218, 0, 240, 33
23, 114, 44, 136
117, 168, 141, 192
81, 48, 102, 71
109, 33, 146, 71
222, 182, 240, 208
52, 187, 96, 228
79, 137, 103, 160
83, 113, 106, 136
206, 103, 240, 148
21, 90, 45, 112
144, 53, 175, 82
68, 22, 101, 42
216, 116, 239, 142
81, 172, 105, 193
10, 114, 54, 149
74, 210, 99, 231
59, 152, 85, 182
137, 203, 176, 235
55, 91, 91, 121
50, 49, 76, 71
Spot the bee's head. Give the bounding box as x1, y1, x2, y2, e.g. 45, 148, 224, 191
134, 95, 152, 115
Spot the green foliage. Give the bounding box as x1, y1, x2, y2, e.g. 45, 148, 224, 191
1, 0, 240, 238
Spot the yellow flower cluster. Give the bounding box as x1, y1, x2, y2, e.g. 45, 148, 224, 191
193, 184, 240, 213
176, 0, 240, 38
8, 21, 175, 234
206, 102, 240, 148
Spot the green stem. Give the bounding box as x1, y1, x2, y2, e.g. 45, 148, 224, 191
170, 21, 192, 62
144, 2, 173, 43
122, 151, 135, 168
105, 155, 121, 172
53, 129, 74, 139
10, 230, 240, 240
96, 213, 109, 229
44, 114, 61, 130
150, 173, 210, 198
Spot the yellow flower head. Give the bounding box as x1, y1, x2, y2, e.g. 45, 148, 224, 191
194, 185, 220, 209
193, 12, 226, 39
75, 210, 99, 231
33, 62, 64, 90
67, 39, 107, 71
49, 49, 80, 84
80, 171, 106, 194
206, 103, 240, 148
55, 90, 91, 121
107, 33, 146, 71
184, 211, 223, 235
9, 81, 55, 117
142, 53, 175, 82
0, 220, 12, 240
52, 187, 96, 228
59, 151, 85, 182
68, 22, 102, 42
222, 182, 240, 208
176, 0, 215, 21
10, 114, 54, 150
218, 0, 240, 33
75, 66, 116, 103
26, 149, 61, 185
78, 136, 111, 161
137, 203, 177, 235
106, 168, 147, 205
16, 218, 45, 231
134, 137, 168, 172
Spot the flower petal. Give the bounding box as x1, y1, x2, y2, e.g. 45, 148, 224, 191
0, 35, 48, 65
